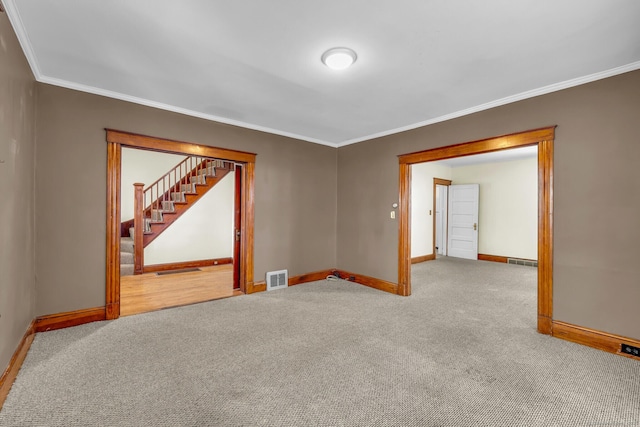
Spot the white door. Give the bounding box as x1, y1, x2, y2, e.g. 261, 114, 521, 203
447, 184, 479, 260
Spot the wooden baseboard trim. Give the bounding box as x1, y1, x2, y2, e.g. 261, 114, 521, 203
106, 302, 119, 320
538, 315, 552, 335
411, 254, 435, 264
289, 269, 334, 286
0, 320, 35, 410
247, 269, 334, 293
247, 281, 266, 294
478, 254, 538, 264
552, 321, 640, 361
249, 269, 398, 296
143, 257, 233, 274
478, 253, 508, 263
334, 270, 399, 295
34, 306, 106, 333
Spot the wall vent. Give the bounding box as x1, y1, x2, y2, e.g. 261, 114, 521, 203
266, 269, 288, 291
507, 258, 538, 268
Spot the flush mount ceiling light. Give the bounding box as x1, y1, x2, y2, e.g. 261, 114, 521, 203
321, 47, 357, 70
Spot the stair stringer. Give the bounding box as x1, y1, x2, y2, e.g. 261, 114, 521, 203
142, 167, 232, 248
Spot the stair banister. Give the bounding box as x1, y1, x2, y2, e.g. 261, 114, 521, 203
125, 156, 233, 275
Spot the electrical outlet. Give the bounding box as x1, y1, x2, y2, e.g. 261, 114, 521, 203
621, 344, 640, 357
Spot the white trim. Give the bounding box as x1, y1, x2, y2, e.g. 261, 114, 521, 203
3, 0, 42, 77
335, 61, 640, 147
37, 76, 339, 148
42, 60, 640, 149
3, 0, 338, 148
5, 0, 640, 149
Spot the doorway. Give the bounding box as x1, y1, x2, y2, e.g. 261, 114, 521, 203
433, 179, 451, 256
398, 127, 555, 334
106, 130, 257, 320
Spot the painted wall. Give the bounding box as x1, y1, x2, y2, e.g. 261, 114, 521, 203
337, 70, 640, 340
0, 14, 37, 375
451, 157, 537, 260
3, 5, 639, 365
120, 148, 186, 220
411, 162, 452, 257
121, 148, 233, 265
34, 84, 337, 316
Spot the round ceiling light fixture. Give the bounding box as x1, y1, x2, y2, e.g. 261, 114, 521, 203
321, 47, 357, 70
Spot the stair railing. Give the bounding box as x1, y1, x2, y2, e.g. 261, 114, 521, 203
132, 156, 229, 274
144, 155, 209, 217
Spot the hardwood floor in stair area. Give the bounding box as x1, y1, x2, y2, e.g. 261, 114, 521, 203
120, 264, 241, 317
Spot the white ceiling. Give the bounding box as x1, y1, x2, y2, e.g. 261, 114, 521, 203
434, 145, 537, 168
5, 1, 640, 147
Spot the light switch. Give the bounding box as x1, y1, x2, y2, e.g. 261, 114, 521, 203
390, 211, 396, 219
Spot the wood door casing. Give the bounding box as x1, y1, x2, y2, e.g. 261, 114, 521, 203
233, 165, 242, 289
432, 178, 452, 256
106, 129, 256, 319
398, 126, 555, 334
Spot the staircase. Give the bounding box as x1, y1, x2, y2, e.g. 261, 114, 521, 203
120, 156, 234, 276
121, 236, 135, 276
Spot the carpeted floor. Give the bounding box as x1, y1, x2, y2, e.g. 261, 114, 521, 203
1, 257, 639, 426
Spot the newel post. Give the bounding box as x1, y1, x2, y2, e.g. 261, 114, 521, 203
133, 183, 144, 275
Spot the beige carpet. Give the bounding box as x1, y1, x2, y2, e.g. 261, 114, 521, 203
1, 257, 638, 426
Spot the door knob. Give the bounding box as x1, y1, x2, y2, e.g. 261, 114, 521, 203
473, 223, 477, 231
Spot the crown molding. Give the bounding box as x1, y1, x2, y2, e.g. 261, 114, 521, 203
335, 61, 640, 147
5, 0, 639, 149
3, 0, 42, 77
38, 75, 339, 147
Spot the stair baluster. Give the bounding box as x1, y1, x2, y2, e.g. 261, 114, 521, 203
127, 156, 233, 275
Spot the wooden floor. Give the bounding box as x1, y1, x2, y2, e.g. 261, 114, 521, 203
120, 264, 242, 317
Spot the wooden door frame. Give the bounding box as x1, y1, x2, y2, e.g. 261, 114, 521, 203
105, 129, 257, 320
432, 178, 452, 257
398, 127, 555, 334
233, 164, 242, 289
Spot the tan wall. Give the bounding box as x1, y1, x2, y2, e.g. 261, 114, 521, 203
411, 162, 452, 257
452, 157, 538, 260
337, 70, 640, 340
120, 148, 186, 220
4, 5, 639, 358
35, 84, 338, 316
0, 14, 37, 373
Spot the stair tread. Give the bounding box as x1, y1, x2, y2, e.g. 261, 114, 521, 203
137, 162, 230, 245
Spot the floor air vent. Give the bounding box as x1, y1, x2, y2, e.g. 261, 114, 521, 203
507, 258, 538, 267
266, 269, 288, 291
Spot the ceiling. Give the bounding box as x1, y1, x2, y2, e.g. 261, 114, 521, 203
5, 1, 640, 148
434, 145, 537, 168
